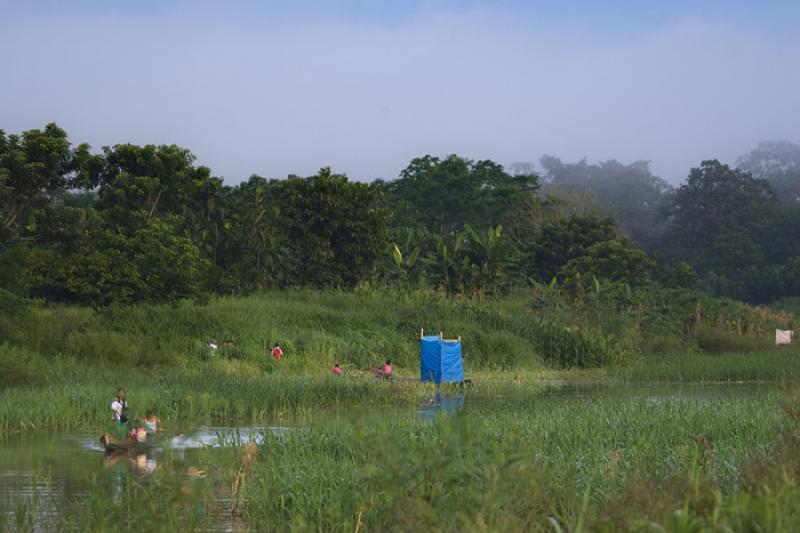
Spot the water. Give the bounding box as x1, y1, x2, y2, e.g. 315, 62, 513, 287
0, 382, 783, 530
0, 425, 284, 531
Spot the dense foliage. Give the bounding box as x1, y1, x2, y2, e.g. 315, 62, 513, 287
1, 123, 799, 305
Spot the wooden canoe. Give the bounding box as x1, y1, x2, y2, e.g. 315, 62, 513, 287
101, 433, 155, 454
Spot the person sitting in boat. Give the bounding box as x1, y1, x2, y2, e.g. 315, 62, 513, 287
111, 388, 128, 438
143, 409, 162, 435
127, 426, 148, 443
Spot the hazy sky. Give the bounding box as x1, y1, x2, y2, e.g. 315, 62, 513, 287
1, 0, 798, 184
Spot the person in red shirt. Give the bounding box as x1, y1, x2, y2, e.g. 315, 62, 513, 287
332, 363, 342, 376
271, 344, 283, 361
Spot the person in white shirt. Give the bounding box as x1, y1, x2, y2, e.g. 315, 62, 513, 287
110, 388, 128, 437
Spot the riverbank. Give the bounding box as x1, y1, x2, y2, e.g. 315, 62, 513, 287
1, 289, 799, 435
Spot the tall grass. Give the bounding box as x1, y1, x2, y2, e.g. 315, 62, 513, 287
620, 350, 800, 382
7, 389, 794, 532
0, 290, 543, 377
239, 390, 795, 531
0, 373, 418, 436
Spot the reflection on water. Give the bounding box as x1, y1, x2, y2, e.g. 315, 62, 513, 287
0, 425, 289, 529
168, 425, 291, 451
420, 392, 465, 422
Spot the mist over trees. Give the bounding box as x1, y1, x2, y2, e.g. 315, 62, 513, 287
737, 141, 800, 204
1, 123, 799, 306
533, 156, 672, 250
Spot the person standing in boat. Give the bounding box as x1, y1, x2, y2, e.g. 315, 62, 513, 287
111, 388, 128, 438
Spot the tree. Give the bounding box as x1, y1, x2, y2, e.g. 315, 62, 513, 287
26, 214, 208, 306
0, 123, 78, 246
557, 238, 655, 287
90, 143, 221, 229
384, 155, 538, 233
662, 160, 775, 275
272, 167, 391, 288
761, 205, 800, 266
534, 215, 618, 282
538, 156, 671, 249
219, 175, 286, 291
737, 141, 800, 204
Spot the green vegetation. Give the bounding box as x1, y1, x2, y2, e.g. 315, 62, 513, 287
618, 351, 800, 382
1, 287, 798, 436
4, 390, 799, 531
0, 373, 416, 435
1, 287, 793, 382
4, 124, 800, 307
3, 123, 800, 530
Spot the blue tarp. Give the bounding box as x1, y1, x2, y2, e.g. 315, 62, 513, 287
420, 335, 465, 383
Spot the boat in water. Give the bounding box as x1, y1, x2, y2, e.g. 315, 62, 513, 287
101, 428, 156, 454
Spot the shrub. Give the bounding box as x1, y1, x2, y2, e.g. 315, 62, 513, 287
0, 344, 44, 387
0, 287, 30, 313
692, 326, 767, 354
646, 335, 691, 355
532, 322, 622, 368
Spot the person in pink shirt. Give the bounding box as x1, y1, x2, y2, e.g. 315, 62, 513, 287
332, 363, 342, 376
382, 359, 393, 381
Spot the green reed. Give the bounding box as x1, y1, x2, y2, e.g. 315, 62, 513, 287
5, 388, 798, 532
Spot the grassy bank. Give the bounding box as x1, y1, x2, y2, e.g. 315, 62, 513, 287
1, 288, 799, 435
1, 287, 795, 377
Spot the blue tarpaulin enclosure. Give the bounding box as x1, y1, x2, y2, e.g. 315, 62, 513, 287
420, 334, 464, 383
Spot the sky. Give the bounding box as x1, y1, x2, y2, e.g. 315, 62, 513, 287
1, 0, 798, 184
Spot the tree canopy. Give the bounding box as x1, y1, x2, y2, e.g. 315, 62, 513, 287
737, 141, 800, 204
2, 124, 800, 305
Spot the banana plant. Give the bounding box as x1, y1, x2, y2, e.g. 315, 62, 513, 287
462, 224, 513, 298
420, 232, 464, 294
391, 242, 421, 286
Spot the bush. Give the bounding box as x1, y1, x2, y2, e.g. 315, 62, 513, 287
692, 326, 767, 354
0, 344, 45, 387
532, 322, 622, 368
0, 287, 30, 313
646, 335, 691, 355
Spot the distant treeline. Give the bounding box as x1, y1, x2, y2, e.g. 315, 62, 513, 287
1, 124, 799, 305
